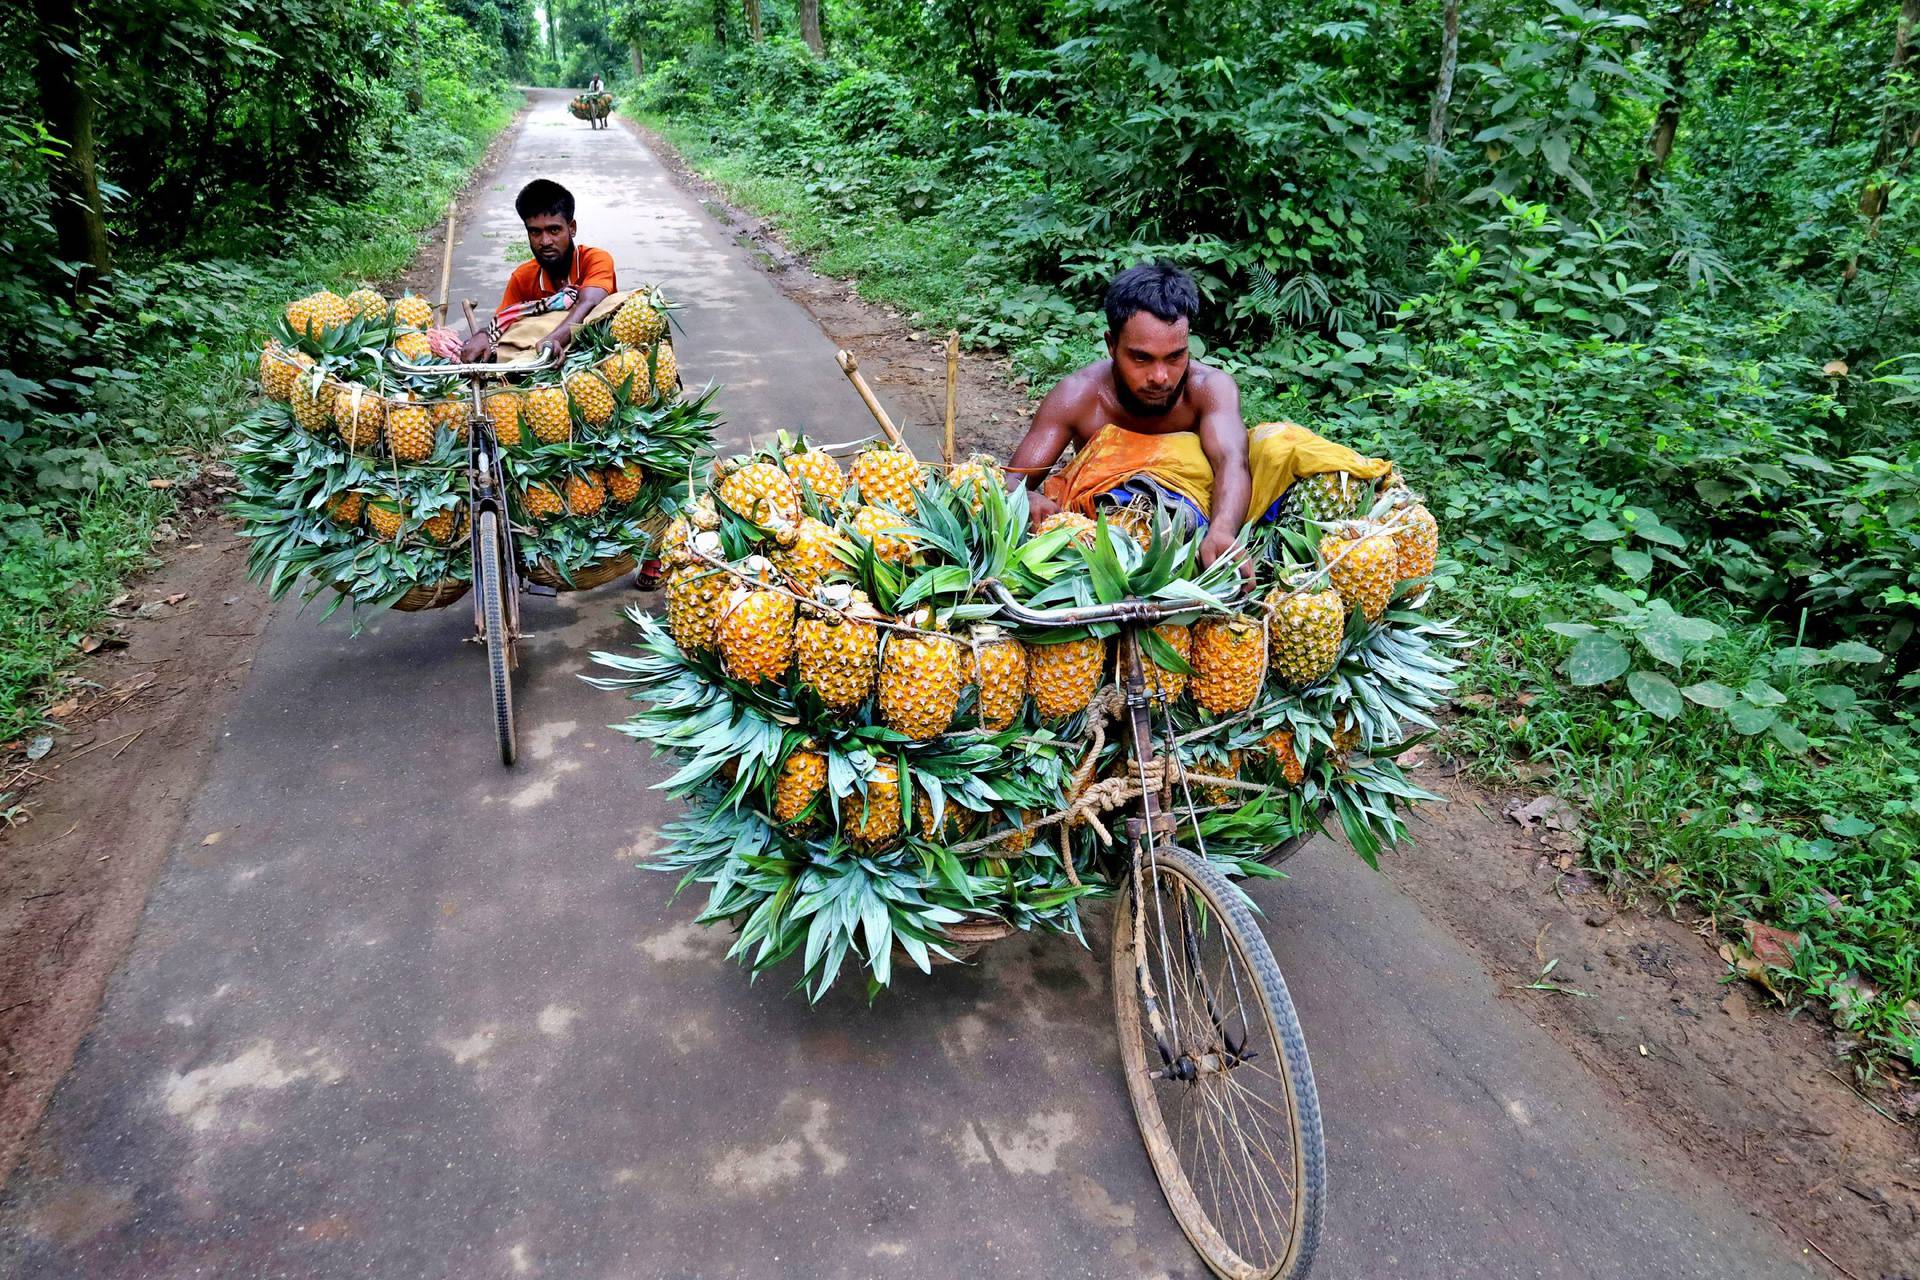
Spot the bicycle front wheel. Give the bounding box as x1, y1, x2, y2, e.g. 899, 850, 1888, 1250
1112, 843, 1326, 1279
476, 509, 517, 766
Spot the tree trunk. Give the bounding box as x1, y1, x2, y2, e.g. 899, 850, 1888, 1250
28, 0, 110, 286
800, 0, 822, 54
1632, 0, 1713, 194
1863, 0, 1920, 220
630, 41, 644, 78
743, 0, 762, 42
713, 0, 727, 45
1423, 0, 1461, 195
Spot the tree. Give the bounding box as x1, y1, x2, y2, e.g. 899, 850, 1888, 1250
743, 0, 762, 42
27, 0, 110, 286
800, 0, 822, 54
1632, 0, 1716, 193
1425, 0, 1461, 195
1862, 0, 1920, 222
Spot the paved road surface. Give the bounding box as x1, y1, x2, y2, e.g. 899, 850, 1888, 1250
0, 90, 1811, 1280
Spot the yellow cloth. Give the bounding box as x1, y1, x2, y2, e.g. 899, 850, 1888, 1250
492, 289, 633, 361
1038, 421, 1392, 530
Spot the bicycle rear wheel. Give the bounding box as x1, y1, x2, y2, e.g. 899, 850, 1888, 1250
1112, 842, 1326, 1279
476, 509, 516, 766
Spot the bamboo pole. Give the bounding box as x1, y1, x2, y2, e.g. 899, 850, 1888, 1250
943, 330, 959, 466
834, 349, 906, 447
436, 203, 459, 325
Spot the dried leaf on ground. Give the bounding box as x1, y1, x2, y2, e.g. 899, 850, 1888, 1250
1506, 793, 1581, 833
1742, 919, 1803, 968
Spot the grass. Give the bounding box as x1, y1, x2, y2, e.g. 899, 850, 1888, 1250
0, 90, 520, 746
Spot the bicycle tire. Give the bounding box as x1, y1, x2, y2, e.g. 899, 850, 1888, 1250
1112, 842, 1326, 1280
477, 509, 517, 766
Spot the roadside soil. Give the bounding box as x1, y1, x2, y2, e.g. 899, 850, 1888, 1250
631, 120, 1920, 1280
0, 101, 531, 1185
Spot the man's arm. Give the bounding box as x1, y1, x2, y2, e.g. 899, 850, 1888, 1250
539, 285, 608, 359
1003, 378, 1088, 522
1194, 373, 1252, 578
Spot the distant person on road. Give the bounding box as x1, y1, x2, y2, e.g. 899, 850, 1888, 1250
459, 178, 619, 363
1001, 262, 1390, 578
588, 74, 604, 93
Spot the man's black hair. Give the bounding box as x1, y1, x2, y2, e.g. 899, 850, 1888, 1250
1105, 261, 1199, 336
516, 179, 575, 222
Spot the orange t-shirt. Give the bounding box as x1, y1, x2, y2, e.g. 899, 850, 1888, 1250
499, 245, 617, 310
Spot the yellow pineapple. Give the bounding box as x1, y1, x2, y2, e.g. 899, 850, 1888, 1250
845, 763, 902, 849
611, 294, 667, 346
364, 495, 406, 542
323, 490, 366, 528
597, 347, 648, 400
288, 373, 332, 434
1200, 750, 1245, 806
604, 462, 645, 507
771, 515, 842, 594
1332, 713, 1363, 765
773, 745, 828, 827
1320, 521, 1399, 622
795, 587, 879, 714
647, 340, 678, 399
344, 288, 386, 322
1027, 635, 1106, 720
947, 454, 1004, 515
394, 331, 433, 361
1191, 615, 1265, 714
782, 445, 846, 509
1036, 510, 1097, 548
391, 294, 434, 330
331, 385, 385, 451
1261, 729, 1307, 786
715, 557, 795, 685
564, 471, 607, 517
258, 343, 299, 401
966, 625, 1028, 731
483, 390, 524, 448
384, 397, 435, 462
664, 535, 730, 654
521, 481, 566, 522
851, 443, 921, 514
1267, 578, 1346, 687
430, 398, 467, 443
850, 504, 914, 564
566, 368, 616, 427
421, 502, 469, 546
1142, 621, 1191, 701
1107, 505, 1154, 551
283, 294, 317, 338
877, 613, 966, 740
1390, 499, 1439, 581
713, 458, 801, 527
658, 497, 719, 568
523, 385, 572, 445
291, 291, 351, 338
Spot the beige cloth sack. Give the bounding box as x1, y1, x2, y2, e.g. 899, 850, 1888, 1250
494, 289, 632, 361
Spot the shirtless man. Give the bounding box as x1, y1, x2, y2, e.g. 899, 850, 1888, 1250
1005, 263, 1250, 575
459, 179, 617, 362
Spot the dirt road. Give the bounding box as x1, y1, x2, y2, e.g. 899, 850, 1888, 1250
0, 89, 1818, 1279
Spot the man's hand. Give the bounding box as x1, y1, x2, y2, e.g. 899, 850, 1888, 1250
1025, 487, 1061, 525
541, 323, 575, 361
1200, 525, 1253, 583
458, 330, 493, 363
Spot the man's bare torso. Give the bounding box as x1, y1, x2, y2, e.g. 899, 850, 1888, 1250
1046, 358, 1234, 443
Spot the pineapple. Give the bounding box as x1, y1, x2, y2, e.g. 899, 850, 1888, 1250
877, 614, 966, 740
1200, 750, 1245, 806
659, 498, 719, 568
421, 503, 469, 546
664, 535, 730, 655
1142, 622, 1191, 701
604, 462, 645, 507
611, 294, 667, 346
1390, 500, 1439, 581
364, 495, 406, 542
258, 343, 299, 401
1262, 729, 1307, 786
289, 375, 332, 434
523, 385, 573, 444
567, 368, 616, 427
324, 490, 366, 527
967, 625, 1027, 731
947, 454, 1004, 515
988, 813, 1033, 854
385, 397, 435, 462
1107, 505, 1154, 551
332, 386, 385, 451
521, 481, 566, 522
782, 445, 846, 509
1191, 615, 1265, 714
795, 588, 879, 714
564, 470, 607, 517
344, 288, 387, 322
713, 459, 801, 527
391, 294, 434, 330
773, 744, 827, 827
1289, 470, 1365, 524
1320, 521, 1399, 622
1267, 578, 1346, 687
1036, 510, 1097, 548
283, 294, 318, 338
851, 443, 921, 514
430, 398, 468, 443
1027, 635, 1106, 720
771, 515, 841, 595
1332, 713, 1363, 763
850, 504, 914, 564
845, 763, 902, 849
716, 558, 795, 684
483, 390, 524, 448
647, 340, 679, 399
290, 291, 351, 338
394, 331, 433, 361
597, 347, 647, 400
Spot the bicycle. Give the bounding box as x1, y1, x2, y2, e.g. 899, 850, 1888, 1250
390, 347, 560, 766
986, 582, 1328, 1280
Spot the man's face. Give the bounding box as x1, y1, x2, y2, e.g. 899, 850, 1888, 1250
525, 212, 575, 270
1107, 311, 1191, 415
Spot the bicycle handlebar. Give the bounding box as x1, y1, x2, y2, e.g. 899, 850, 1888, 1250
981, 581, 1245, 628
388, 349, 562, 379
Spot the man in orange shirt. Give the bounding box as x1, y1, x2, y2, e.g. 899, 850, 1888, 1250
460, 179, 618, 362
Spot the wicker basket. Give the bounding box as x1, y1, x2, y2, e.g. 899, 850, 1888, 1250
525, 552, 637, 592
390, 578, 471, 611
923, 918, 1018, 966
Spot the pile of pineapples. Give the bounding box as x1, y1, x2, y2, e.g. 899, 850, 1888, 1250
591, 432, 1465, 998
568, 94, 614, 119
230, 286, 716, 612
